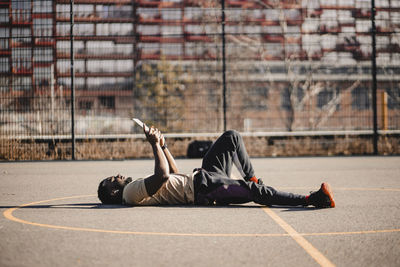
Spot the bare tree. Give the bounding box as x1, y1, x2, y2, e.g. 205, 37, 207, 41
222, 0, 362, 131
135, 58, 187, 132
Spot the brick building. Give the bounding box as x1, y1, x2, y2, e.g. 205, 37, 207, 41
0, 0, 399, 134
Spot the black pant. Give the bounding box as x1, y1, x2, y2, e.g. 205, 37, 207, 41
193, 130, 306, 206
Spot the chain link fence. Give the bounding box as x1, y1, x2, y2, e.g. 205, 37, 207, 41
1, 0, 399, 160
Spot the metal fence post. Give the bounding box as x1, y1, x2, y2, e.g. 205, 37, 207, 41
70, 0, 76, 160
371, 0, 378, 155
221, 0, 227, 132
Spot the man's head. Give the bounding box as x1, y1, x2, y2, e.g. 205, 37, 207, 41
97, 174, 132, 204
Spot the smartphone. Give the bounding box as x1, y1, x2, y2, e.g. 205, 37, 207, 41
132, 118, 149, 132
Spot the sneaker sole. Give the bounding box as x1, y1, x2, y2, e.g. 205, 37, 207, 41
321, 182, 336, 208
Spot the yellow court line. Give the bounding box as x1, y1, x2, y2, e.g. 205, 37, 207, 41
280, 187, 400, 192
262, 207, 336, 267
3, 194, 400, 239
335, 187, 400, 192
303, 228, 400, 236
3, 206, 287, 237
2, 195, 287, 237
3, 210, 288, 237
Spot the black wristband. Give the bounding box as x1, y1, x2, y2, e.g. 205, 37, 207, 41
161, 144, 167, 150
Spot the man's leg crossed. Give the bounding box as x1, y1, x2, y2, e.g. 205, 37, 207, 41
201, 130, 257, 182
194, 170, 306, 206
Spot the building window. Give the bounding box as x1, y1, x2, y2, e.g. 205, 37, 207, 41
99, 96, 115, 109
226, 8, 242, 22
138, 25, 160, 36
139, 43, 160, 55
186, 24, 203, 34
33, 18, 53, 42
56, 59, 85, 73
161, 43, 182, 56
13, 76, 32, 91
57, 77, 84, 90
34, 48, 53, 62
386, 87, 400, 110
56, 41, 84, 54
34, 66, 52, 88
12, 28, 31, 45
0, 28, 9, 50
137, 8, 159, 20
96, 5, 131, 19
161, 9, 182, 20
33, 0, 52, 13
75, 5, 94, 18
281, 87, 304, 110
99, 23, 132, 36
184, 7, 202, 21
79, 100, 93, 111
317, 87, 341, 110
0, 77, 10, 91
244, 87, 269, 110
352, 86, 370, 110
75, 23, 94, 36
185, 42, 204, 56
87, 60, 133, 73
56, 5, 69, 19
11, 0, 31, 23
161, 25, 182, 36
12, 48, 32, 71
56, 23, 70, 36
264, 9, 280, 21
0, 57, 9, 73
0, 8, 8, 23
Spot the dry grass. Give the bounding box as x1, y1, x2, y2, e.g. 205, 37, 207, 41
1, 135, 399, 161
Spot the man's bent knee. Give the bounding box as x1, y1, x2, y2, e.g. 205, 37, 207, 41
223, 130, 241, 139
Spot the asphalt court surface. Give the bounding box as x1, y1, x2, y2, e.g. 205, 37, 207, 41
1, 156, 399, 267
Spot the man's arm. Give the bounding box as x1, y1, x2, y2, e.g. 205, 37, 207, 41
160, 134, 179, 174
143, 127, 170, 196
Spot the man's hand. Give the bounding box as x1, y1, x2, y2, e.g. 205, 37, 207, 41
160, 132, 166, 147
142, 125, 170, 196
143, 124, 179, 176
144, 126, 162, 146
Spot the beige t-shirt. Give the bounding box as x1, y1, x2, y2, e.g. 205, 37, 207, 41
122, 173, 195, 205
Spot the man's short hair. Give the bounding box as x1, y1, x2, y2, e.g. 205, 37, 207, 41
97, 178, 123, 204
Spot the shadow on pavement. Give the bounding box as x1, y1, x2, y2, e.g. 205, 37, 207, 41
0, 203, 129, 210
1, 203, 321, 211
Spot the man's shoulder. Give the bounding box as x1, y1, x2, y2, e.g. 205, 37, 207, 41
168, 173, 193, 183
125, 177, 144, 187
170, 173, 192, 178
122, 178, 149, 205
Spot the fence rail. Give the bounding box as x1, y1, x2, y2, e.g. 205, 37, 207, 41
1, 0, 399, 160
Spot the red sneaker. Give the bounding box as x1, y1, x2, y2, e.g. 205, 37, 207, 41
308, 183, 335, 208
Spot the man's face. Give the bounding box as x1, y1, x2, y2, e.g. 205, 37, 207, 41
105, 174, 132, 190
98, 174, 133, 204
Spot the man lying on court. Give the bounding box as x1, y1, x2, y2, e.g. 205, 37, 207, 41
97, 126, 335, 208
